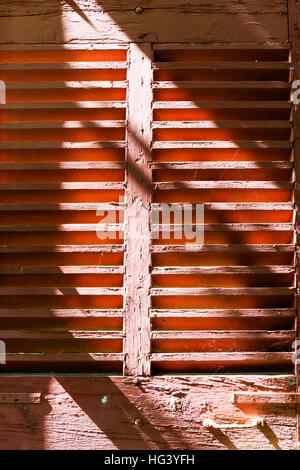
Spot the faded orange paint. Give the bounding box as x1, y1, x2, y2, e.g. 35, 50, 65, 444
0, 0, 298, 450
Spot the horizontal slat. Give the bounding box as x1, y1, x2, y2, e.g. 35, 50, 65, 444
153, 121, 292, 128
151, 352, 293, 361
153, 181, 293, 190
151, 244, 295, 253
0, 223, 292, 232
152, 141, 292, 149
232, 392, 300, 404
0, 224, 123, 232
151, 162, 293, 170
0, 330, 124, 339
0, 162, 126, 170
153, 81, 290, 88
0, 142, 126, 149
0, 393, 41, 404
0, 202, 294, 211
6, 81, 128, 89
151, 330, 295, 340
4, 353, 124, 362
0, 121, 126, 129
151, 287, 295, 295
1, 162, 293, 174
0, 203, 124, 211
151, 266, 294, 275
150, 308, 296, 318
0, 62, 128, 70
152, 223, 293, 231
0, 182, 124, 190
0, 266, 124, 274
0, 102, 127, 109
0, 141, 288, 150
153, 44, 290, 50
153, 62, 290, 70
153, 101, 292, 109
0, 287, 124, 295
0, 309, 124, 318
0, 45, 128, 50
152, 202, 294, 210
0, 245, 124, 253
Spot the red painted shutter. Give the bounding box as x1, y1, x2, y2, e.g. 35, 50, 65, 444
150, 44, 295, 373
0, 44, 295, 375
0, 47, 127, 372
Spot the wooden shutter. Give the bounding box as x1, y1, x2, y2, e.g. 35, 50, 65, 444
0, 46, 127, 372
0, 43, 296, 376
150, 44, 295, 373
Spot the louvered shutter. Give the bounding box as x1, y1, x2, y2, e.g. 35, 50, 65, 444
0, 44, 295, 375
150, 44, 295, 373
0, 47, 127, 372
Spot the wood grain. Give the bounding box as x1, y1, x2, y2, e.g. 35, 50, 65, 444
0, 375, 295, 450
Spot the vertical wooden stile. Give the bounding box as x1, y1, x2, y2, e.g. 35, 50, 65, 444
124, 43, 153, 376
288, 0, 300, 449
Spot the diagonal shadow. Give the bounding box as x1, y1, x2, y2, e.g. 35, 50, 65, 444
0, 0, 296, 450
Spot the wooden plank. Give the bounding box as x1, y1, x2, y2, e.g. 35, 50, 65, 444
153, 101, 292, 109
153, 61, 291, 70
0, 374, 295, 450
6, 81, 128, 89
151, 266, 294, 275
4, 353, 124, 362
151, 202, 294, 209
0, 309, 124, 318
152, 330, 295, 340
0, 102, 127, 109
151, 162, 293, 170
0, 287, 124, 295
0, 183, 125, 190
0, 142, 127, 149
152, 141, 292, 149
151, 352, 293, 361
0, 44, 128, 50
153, 182, 293, 190
0, 393, 41, 404
153, 43, 290, 50
288, 0, 300, 449
153, 121, 292, 128
123, 43, 152, 376
0, 162, 126, 170
0, 121, 126, 129
151, 244, 295, 253
152, 223, 293, 231
0, 331, 124, 340
1, 223, 293, 232
0, 245, 125, 253
0, 62, 128, 70
153, 81, 290, 89
0, 266, 124, 274
0, 224, 124, 232
0, 203, 125, 211
233, 391, 300, 404
0, 4, 288, 44
151, 308, 296, 318
151, 287, 295, 296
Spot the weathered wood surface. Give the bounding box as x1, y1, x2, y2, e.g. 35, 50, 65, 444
124, 43, 152, 376
0, 0, 295, 451
0, 0, 288, 44
288, 0, 300, 448
0, 375, 296, 450
233, 391, 300, 404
